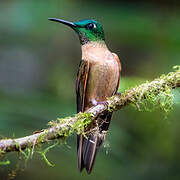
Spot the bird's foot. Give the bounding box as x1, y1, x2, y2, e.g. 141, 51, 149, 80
91, 99, 108, 107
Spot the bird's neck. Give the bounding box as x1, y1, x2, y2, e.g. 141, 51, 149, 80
81, 41, 108, 60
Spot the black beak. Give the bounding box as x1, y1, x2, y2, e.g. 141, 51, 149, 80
48, 18, 77, 28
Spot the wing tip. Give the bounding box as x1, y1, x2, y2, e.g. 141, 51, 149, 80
86, 168, 93, 174
77, 135, 85, 173
78, 164, 92, 174
84, 135, 100, 174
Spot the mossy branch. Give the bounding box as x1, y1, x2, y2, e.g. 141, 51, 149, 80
0, 66, 180, 156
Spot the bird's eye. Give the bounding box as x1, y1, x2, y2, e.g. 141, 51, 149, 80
86, 23, 95, 30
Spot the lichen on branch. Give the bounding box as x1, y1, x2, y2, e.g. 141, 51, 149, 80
107, 65, 180, 113
0, 66, 180, 158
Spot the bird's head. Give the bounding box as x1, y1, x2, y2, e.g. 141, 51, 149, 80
48, 18, 105, 45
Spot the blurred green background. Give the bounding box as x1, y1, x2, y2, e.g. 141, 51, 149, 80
0, 0, 180, 180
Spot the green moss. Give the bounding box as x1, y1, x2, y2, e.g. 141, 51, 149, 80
0, 150, 10, 166
107, 95, 119, 112
37, 142, 58, 167
48, 112, 93, 138
0, 149, 5, 157
74, 112, 93, 135
37, 130, 49, 144
20, 148, 31, 161
173, 65, 180, 71
131, 85, 171, 113
14, 141, 21, 150
0, 160, 10, 165
128, 66, 180, 113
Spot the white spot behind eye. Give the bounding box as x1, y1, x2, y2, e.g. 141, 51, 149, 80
93, 24, 96, 28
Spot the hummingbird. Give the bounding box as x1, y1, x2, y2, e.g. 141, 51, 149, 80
48, 18, 121, 174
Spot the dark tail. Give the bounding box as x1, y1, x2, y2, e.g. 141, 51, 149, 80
77, 112, 112, 174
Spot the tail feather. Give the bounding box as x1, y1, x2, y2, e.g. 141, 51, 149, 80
77, 135, 84, 172
77, 112, 112, 174
83, 134, 102, 174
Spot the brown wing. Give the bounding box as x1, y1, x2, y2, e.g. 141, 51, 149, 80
76, 60, 90, 172
112, 52, 121, 93
76, 60, 90, 113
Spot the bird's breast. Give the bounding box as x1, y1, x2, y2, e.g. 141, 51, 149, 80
85, 54, 119, 109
